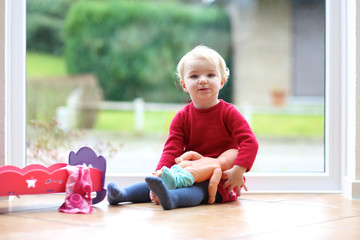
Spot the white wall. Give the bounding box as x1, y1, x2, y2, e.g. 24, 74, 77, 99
342, 0, 360, 199
356, 0, 360, 182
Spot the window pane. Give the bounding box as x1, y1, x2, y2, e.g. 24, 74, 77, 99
26, 0, 324, 174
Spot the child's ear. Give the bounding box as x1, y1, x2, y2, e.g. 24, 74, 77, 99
220, 77, 226, 89
180, 80, 188, 92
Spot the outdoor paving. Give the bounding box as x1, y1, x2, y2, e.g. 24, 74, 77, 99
96, 133, 325, 174
26, 129, 324, 175
44, 114, 325, 175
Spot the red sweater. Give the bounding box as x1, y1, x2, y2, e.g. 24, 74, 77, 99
156, 100, 258, 171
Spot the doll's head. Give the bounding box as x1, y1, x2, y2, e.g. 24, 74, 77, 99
176, 45, 230, 83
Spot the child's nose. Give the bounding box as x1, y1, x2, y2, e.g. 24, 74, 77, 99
199, 76, 208, 84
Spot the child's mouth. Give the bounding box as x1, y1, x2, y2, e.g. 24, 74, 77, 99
199, 88, 210, 92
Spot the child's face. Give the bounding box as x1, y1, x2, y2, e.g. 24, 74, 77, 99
181, 57, 225, 109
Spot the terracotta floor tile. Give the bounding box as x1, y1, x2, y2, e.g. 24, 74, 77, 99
1, 193, 360, 240
0, 214, 78, 239
281, 194, 360, 210
242, 193, 319, 202
239, 220, 360, 240
0, 194, 65, 213
319, 215, 360, 230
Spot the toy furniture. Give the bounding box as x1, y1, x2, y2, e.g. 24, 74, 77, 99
0, 147, 106, 204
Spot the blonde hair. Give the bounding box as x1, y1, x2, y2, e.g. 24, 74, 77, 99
176, 45, 230, 82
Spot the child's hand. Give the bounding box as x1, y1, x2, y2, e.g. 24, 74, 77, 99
221, 165, 248, 196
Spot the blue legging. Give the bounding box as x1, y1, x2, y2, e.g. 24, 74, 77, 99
107, 179, 210, 209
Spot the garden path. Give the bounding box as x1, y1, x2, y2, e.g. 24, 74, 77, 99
91, 133, 324, 174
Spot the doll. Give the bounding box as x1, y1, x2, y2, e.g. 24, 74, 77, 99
153, 149, 238, 204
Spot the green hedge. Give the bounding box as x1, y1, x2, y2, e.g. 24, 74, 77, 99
27, 0, 73, 55
65, 1, 231, 102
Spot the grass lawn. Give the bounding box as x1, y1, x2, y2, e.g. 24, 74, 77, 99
27, 52, 67, 78
251, 114, 324, 138
95, 110, 176, 134
95, 110, 324, 138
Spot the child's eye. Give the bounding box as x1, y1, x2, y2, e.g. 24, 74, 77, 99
190, 75, 198, 79
208, 73, 215, 77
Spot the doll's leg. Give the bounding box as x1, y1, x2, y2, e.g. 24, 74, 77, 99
161, 166, 195, 189
145, 176, 208, 210
160, 167, 177, 189
107, 182, 150, 205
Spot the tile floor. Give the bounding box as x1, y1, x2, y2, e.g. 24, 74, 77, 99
1, 193, 360, 240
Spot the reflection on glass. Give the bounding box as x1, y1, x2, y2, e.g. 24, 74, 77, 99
233, 0, 325, 172
26, 0, 324, 173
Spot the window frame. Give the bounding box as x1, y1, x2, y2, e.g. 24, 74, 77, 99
7, 0, 348, 192
5, 0, 26, 168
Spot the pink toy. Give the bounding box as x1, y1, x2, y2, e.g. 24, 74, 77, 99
59, 165, 93, 214
0, 147, 107, 205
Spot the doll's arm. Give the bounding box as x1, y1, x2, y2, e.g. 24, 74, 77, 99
217, 149, 238, 171
175, 151, 203, 164
208, 167, 222, 204
176, 149, 238, 169
152, 169, 162, 177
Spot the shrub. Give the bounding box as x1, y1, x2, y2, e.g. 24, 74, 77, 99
27, 0, 73, 55
65, 1, 231, 102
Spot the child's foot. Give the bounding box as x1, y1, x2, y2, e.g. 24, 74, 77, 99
145, 176, 175, 210
107, 182, 124, 205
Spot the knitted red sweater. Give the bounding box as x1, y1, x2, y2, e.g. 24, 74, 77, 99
156, 100, 258, 171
